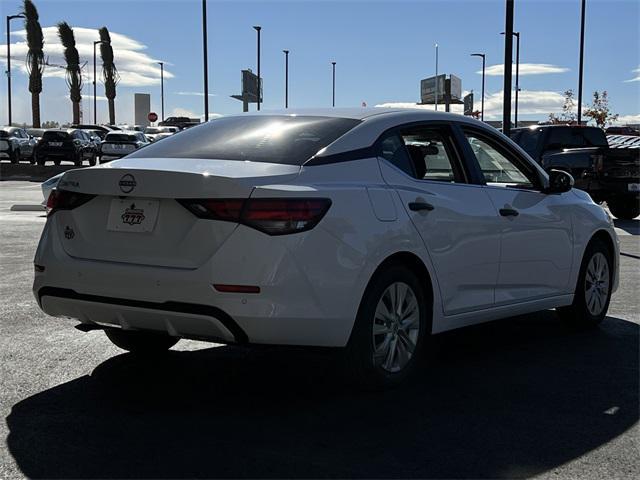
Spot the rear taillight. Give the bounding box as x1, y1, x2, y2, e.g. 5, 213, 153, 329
46, 189, 96, 216
178, 198, 331, 235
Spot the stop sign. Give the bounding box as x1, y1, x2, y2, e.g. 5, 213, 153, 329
148, 112, 158, 122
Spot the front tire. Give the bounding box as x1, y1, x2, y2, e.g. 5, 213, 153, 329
557, 238, 613, 327
608, 199, 639, 220
104, 329, 178, 354
346, 264, 429, 388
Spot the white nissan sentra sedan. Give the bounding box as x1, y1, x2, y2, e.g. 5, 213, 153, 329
34, 109, 619, 387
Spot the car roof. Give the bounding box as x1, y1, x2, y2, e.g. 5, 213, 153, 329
236, 107, 469, 121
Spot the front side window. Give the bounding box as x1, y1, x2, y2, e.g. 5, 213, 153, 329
464, 131, 536, 188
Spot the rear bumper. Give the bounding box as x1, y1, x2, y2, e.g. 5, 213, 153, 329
33, 218, 364, 347
37, 287, 246, 343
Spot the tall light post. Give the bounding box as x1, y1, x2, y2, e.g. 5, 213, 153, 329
501, 31, 520, 127
434, 43, 439, 111
331, 61, 336, 107
6, 13, 25, 126
202, 0, 209, 121
502, 0, 514, 136
158, 61, 165, 121
577, 0, 586, 124
283, 50, 289, 108
93, 40, 104, 124
253, 26, 261, 111
471, 53, 486, 121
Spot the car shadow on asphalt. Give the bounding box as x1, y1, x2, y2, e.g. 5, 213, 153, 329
614, 218, 639, 236
6, 312, 639, 478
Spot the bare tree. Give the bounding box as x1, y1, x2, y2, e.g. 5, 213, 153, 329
548, 90, 577, 124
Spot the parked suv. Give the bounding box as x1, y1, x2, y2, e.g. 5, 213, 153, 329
100, 131, 150, 163
510, 125, 640, 219
35, 129, 98, 166
0, 126, 37, 164
158, 116, 200, 130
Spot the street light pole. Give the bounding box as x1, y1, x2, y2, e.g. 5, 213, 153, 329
471, 53, 486, 121
502, 0, 514, 136
93, 40, 103, 124
202, 0, 209, 121
331, 61, 336, 107
158, 61, 164, 121
577, 0, 586, 124
6, 14, 25, 126
434, 43, 439, 111
514, 31, 520, 128
253, 26, 261, 111
501, 30, 520, 127
283, 50, 289, 108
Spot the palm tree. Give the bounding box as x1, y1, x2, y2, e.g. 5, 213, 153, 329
57, 22, 82, 124
22, 0, 45, 128
99, 27, 119, 125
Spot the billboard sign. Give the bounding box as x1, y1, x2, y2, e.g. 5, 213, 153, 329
420, 74, 446, 104
134, 93, 151, 127
449, 75, 462, 101
242, 69, 262, 103
463, 93, 474, 115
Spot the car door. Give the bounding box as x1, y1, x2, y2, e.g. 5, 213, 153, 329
377, 124, 501, 315
460, 127, 574, 305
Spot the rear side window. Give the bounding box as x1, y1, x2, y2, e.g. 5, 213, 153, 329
547, 128, 583, 149
128, 115, 361, 165
582, 128, 608, 147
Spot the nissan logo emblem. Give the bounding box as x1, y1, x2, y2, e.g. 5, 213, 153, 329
119, 174, 136, 194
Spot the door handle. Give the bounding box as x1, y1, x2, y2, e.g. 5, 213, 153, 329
409, 202, 435, 212
499, 208, 519, 217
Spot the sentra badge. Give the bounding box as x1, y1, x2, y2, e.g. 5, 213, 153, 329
119, 174, 136, 194
121, 203, 145, 226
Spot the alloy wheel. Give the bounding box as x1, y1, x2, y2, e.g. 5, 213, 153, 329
585, 252, 610, 316
372, 282, 420, 373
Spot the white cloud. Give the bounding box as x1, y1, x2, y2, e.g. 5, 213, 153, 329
481, 63, 570, 76
0, 26, 172, 87
175, 91, 217, 97
624, 66, 640, 83
613, 114, 640, 125
377, 89, 569, 120
171, 107, 197, 118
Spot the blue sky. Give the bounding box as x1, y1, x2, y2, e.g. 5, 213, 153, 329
1, 0, 639, 125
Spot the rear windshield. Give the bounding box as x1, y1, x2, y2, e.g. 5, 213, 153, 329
42, 131, 70, 140
105, 133, 138, 142
128, 115, 362, 165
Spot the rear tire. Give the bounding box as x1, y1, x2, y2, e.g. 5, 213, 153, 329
557, 238, 613, 327
89, 154, 96, 166
105, 329, 178, 354
608, 199, 639, 220
10, 149, 19, 164
345, 264, 429, 389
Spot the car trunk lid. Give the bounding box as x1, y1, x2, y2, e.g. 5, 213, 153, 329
53, 158, 301, 268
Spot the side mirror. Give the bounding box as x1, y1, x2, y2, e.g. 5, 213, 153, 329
546, 169, 574, 194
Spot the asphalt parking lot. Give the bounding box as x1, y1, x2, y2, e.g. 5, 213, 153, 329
0, 180, 638, 479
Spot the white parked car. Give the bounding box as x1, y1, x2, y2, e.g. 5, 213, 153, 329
144, 126, 179, 142
41, 172, 65, 206
34, 109, 619, 387
100, 131, 150, 163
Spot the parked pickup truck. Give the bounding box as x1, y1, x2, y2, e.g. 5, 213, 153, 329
510, 125, 640, 219
158, 116, 200, 130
